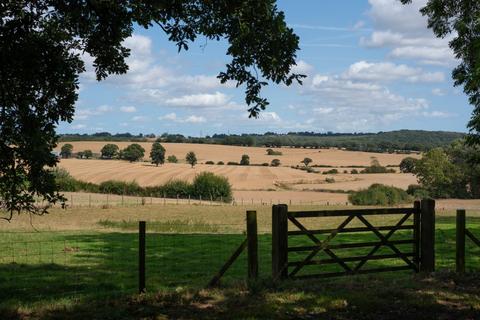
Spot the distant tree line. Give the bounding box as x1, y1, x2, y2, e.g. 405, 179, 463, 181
59, 130, 465, 153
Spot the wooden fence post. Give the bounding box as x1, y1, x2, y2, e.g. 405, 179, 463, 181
247, 210, 258, 280
413, 201, 421, 271
420, 199, 435, 273
139, 221, 146, 293
456, 209, 466, 273
272, 204, 288, 280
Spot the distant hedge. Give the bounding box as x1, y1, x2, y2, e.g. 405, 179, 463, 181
53, 168, 232, 202
348, 184, 411, 206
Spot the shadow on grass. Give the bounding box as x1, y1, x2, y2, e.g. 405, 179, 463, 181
1, 216, 480, 319
4, 272, 480, 319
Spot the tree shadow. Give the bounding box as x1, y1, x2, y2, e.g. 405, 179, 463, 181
1, 220, 480, 319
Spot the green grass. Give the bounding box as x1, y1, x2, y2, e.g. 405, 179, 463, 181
1, 216, 480, 318
97, 219, 222, 233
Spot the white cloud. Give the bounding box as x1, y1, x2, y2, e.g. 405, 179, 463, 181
158, 113, 178, 121
432, 88, 446, 96
97, 105, 113, 112
92, 34, 235, 105
291, 60, 314, 75
299, 69, 432, 131
72, 124, 86, 129
158, 112, 206, 124
183, 115, 206, 123
389, 46, 454, 65
362, 0, 456, 66
131, 115, 147, 122
422, 111, 452, 118
260, 112, 281, 122
74, 105, 113, 120
353, 20, 366, 30
342, 61, 444, 83
120, 106, 137, 113
165, 92, 229, 108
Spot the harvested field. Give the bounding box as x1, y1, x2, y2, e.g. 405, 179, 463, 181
290, 173, 417, 191
59, 159, 417, 192
55, 141, 417, 167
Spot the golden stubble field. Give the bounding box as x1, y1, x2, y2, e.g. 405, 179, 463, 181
56, 142, 419, 196
55, 141, 416, 167
58, 159, 418, 192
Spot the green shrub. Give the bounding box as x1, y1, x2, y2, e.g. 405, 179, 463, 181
240, 154, 250, 165
261, 163, 269, 166
266, 148, 282, 156
192, 172, 232, 202
158, 179, 193, 198
227, 161, 239, 165
323, 169, 338, 174
325, 177, 335, 183
360, 159, 396, 174
406, 184, 430, 199
217, 161, 224, 165
351, 169, 359, 174
98, 180, 142, 195
167, 155, 178, 163
205, 161, 214, 165
349, 184, 411, 206
271, 159, 281, 167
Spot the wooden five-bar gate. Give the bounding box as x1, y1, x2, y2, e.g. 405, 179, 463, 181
272, 199, 435, 280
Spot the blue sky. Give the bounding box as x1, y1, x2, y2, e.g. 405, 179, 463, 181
61, 0, 472, 136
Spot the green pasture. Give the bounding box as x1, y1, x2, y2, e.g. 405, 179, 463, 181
0, 215, 480, 317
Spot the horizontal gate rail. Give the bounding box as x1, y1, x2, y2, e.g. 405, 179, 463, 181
288, 207, 416, 218
288, 239, 415, 252
288, 225, 414, 236
287, 252, 415, 266
291, 266, 413, 280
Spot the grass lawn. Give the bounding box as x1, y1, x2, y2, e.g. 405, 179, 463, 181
0, 205, 480, 319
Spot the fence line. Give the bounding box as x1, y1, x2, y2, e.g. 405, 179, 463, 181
37, 192, 351, 209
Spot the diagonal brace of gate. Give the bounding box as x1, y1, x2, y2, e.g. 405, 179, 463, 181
288, 215, 355, 277
353, 213, 415, 272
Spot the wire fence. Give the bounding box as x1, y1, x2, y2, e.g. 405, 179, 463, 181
0, 223, 272, 307
39, 192, 351, 209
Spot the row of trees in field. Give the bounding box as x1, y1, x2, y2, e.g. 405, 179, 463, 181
61, 143, 286, 167
60, 141, 199, 167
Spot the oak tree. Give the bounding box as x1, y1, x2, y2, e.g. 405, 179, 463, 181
0, 1, 303, 220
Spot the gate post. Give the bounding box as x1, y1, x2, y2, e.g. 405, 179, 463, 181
272, 204, 288, 280
413, 201, 421, 271
456, 209, 466, 273
139, 221, 146, 293
420, 199, 435, 273
247, 210, 258, 280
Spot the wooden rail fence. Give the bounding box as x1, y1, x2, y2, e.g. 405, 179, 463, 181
456, 209, 480, 273
272, 199, 435, 280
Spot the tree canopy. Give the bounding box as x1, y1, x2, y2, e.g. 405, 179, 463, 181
121, 144, 145, 162
150, 142, 166, 166
0, 1, 302, 219
186, 152, 198, 168
101, 144, 119, 159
